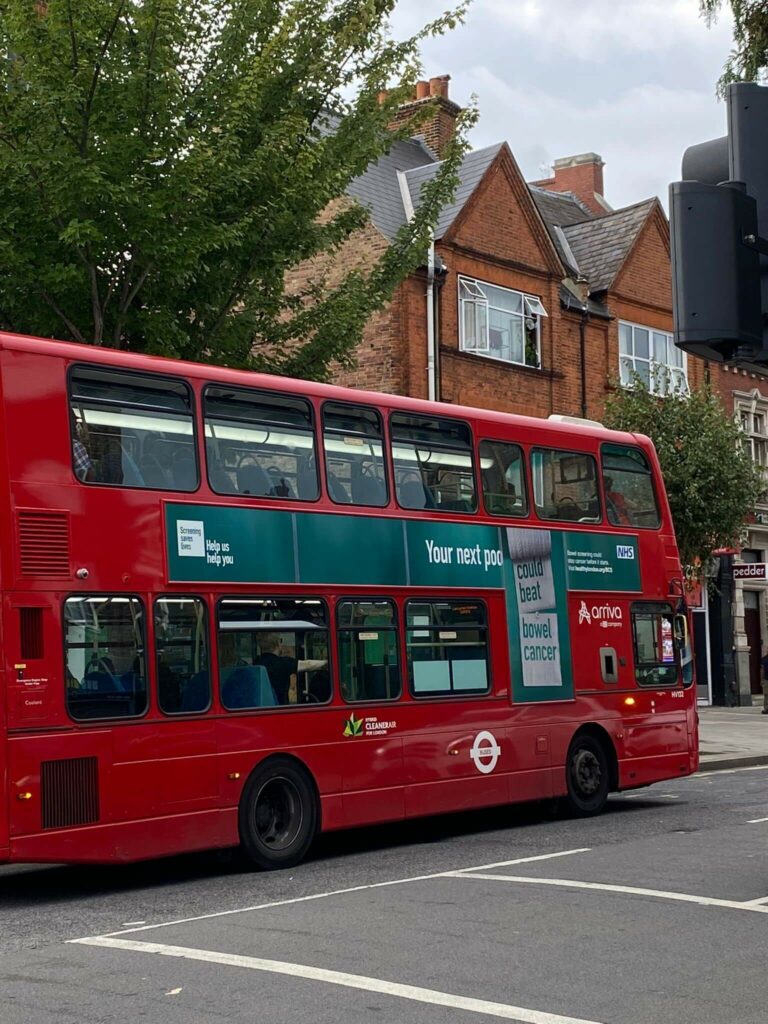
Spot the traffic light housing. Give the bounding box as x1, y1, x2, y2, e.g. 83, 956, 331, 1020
670, 82, 768, 369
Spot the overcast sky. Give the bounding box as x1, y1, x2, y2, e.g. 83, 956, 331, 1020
390, 0, 736, 210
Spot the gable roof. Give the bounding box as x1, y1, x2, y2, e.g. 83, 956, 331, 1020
561, 199, 657, 292
403, 143, 504, 239
347, 141, 505, 242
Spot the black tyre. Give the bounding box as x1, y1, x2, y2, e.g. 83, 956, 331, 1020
239, 758, 318, 870
564, 734, 609, 816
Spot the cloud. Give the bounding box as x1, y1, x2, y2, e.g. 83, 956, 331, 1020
389, 0, 736, 208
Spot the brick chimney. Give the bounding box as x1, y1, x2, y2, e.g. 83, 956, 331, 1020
385, 75, 462, 159
532, 153, 607, 216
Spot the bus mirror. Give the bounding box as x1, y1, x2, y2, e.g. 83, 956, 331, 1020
673, 613, 689, 649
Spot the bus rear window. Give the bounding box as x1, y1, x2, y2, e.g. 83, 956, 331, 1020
602, 443, 661, 529
70, 367, 197, 491
64, 596, 147, 720
391, 413, 476, 513
531, 448, 600, 523
204, 386, 318, 501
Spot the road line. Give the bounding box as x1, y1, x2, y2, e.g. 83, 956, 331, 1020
697, 765, 768, 777
70, 936, 606, 1024
443, 872, 768, 914
742, 895, 768, 906
90, 848, 589, 937
747, 816, 768, 823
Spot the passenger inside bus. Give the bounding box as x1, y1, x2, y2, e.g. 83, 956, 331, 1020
604, 475, 633, 526
254, 633, 327, 705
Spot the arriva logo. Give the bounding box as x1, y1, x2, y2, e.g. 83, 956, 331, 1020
578, 603, 623, 626
616, 545, 635, 560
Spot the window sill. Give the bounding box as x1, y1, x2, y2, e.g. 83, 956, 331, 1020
444, 347, 560, 379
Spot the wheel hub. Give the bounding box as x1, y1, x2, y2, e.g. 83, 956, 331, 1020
572, 749, 601, 795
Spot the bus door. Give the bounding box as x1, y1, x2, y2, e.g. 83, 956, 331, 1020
335, 599, 405, 827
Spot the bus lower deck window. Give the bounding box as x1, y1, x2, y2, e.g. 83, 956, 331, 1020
338, 600, 401, 701
631, 602, 678, 686
406, 600, 489, 696
64, 596, 148, 720
155, 597, 210, 714
217, 598, 330, 709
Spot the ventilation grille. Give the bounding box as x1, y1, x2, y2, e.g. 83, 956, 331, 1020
41, 757, 99, 830
17, 510, 70, 577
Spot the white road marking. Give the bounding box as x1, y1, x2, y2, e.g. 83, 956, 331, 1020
71, 936, 606, 1024
444, 872, 768, 915
697, 765, 768, 777
747, 816, 768, 823
90, 848, 590, 937
743, 895, 768, 906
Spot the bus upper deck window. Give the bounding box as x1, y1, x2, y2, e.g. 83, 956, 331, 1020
69, 367, 197, 492
479, 440, 527, 517
391, 413, 476, 513
322, 403, 388, 507
531, 448, 600, 523
204, 386, 318, 501
601, 443, 661, 529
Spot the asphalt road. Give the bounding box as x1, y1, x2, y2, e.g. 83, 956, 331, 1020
2, 765, 768, 1024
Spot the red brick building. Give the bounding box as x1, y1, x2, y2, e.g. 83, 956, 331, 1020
336, 78, 708, 423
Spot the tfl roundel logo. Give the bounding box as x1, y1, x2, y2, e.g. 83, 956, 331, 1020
470, 731, 501, 774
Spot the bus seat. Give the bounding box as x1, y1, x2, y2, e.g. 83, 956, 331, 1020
351, 475, 386, 506
139, 454, 173, 488
84, 671, 126, 694
118, 445, 145, 486
181, 671, 210, 712
222, 665, 276, 709
326, 470, 350, 504
297, 463, 318, 500
237, 462, 272, 496
171, 448, 197, 490
398, 478, 435, 509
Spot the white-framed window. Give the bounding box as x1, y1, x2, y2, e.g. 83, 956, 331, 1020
738, 403, 768, 471
619, 321, 687, 395
458, 276, 546, 369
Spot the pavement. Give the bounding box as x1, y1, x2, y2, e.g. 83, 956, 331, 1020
698, 701, 768, 770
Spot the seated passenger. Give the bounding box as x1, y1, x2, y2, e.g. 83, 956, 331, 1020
605, 475, 632, 525
255, 633, 327, 704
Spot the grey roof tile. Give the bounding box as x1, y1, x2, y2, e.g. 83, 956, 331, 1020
346, 138, 435, 241
562, 199, 657, 291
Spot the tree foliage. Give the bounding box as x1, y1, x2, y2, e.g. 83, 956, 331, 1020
0, 0, 476, 379
701, 1, 768, 92
603, 378, 764, 574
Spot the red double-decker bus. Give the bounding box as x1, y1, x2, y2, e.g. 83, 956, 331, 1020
0, 331, 697, 870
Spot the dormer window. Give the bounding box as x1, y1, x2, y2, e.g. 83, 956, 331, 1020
459, 276, 546, 369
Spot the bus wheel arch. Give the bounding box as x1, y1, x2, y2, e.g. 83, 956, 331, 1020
563, 725, 616, 817
238, 754, 320, 870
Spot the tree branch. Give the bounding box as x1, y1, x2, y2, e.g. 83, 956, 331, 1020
80, 0, 127, 156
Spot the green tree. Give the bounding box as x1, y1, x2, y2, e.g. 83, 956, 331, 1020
0, 0, 475, 379
700, 1, 768, 91
603, 377, 764, 576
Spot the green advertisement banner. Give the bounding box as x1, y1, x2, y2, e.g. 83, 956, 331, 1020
166, 505, 642, 704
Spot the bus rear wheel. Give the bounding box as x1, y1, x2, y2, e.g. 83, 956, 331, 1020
239, 758, 317, 870
565, 734, 609, 816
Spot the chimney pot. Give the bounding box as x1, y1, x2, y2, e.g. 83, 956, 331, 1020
415, 80, 430, 100
429, 75, 450, 99
377, 90, 389, 105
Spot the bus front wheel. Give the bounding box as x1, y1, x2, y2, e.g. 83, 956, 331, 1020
239, 758, 318, 870
564, 734, 609, 816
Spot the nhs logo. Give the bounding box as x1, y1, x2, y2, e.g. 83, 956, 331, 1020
616, 544, 635, 560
